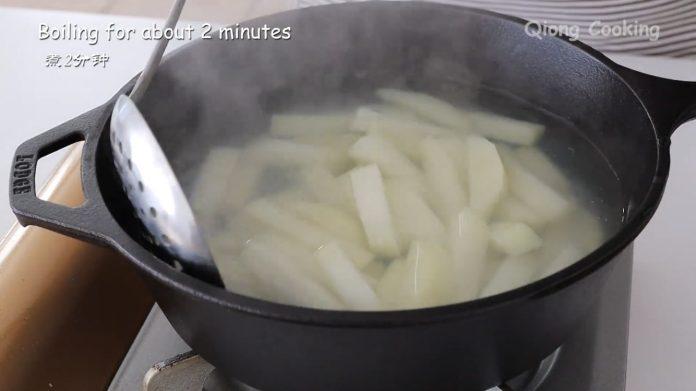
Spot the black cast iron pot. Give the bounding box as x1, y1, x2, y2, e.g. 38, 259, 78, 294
9, 2, 696, 390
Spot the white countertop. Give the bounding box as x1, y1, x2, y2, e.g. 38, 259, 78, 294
0, 8, 204, 235
1, 7, 695, 390
608, 56, 696, 390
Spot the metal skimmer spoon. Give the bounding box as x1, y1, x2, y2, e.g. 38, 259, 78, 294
109, 0, 222, 285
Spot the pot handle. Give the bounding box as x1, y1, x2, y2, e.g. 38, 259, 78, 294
613, 64, 696, 138
10, 105, 117, 246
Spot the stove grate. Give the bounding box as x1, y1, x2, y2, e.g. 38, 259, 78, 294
143, 348, 561, 391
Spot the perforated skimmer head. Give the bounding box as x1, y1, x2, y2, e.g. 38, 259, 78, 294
107, 0, 221, 285
110, 96, 220, 284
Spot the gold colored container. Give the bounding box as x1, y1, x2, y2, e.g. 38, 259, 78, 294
0, 145, 153, 390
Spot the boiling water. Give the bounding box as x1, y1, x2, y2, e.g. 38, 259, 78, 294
187, 86, 622, 310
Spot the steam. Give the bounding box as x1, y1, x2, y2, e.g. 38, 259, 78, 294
137, 1, 623, 246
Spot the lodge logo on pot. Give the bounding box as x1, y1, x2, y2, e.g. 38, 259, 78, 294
12, 154, 34, 195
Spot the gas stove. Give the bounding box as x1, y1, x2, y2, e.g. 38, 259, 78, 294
109, 251, 631, 391
138, 348, 561, 391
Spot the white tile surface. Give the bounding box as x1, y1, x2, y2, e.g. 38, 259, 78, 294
0, 7, 200, 233
606, 55, 696, 391
1, 7, 695, 390
0, 0, 295, 24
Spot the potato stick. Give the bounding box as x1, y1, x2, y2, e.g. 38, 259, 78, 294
570, 209, 604, 252
214, 258, 264, 298
467, 136, 505, 217
468, 111, 544, 146
538, 244, 583, 279
377, 88, 544, 145
246, 137, 342, 170
254, 233, 324, 283
301, 166, 352, 207
479, 254, 540, 298
349, 134, 421, 178
401, 241, 455, 307
270, 188, 306, 204
448, 208, 490, 301
208, 227, 266, 296
352, 106, 457, 136
291, 132, 361, 151
356, 105, 462, 161
501, 151, 571, 222
315, 242, 381, 310
514, 147, 571, 194
350, 164, 401, 257
441, 137, 469, 180
385, 175, 429, 198
206, 212, 265, 259
489, 222, 543, 256
368, 128, 425, 161
377, 259, 409, 309
385, 180, 445, 244
373, 104, 426, 122
493, 196, 547, 229
246, 199, 328, 247
288, 132, 358, 173
242, 239, 344, 309
226, 163, 265, 211
386, 175, 437, 216
246, 199, 373, 267
350, 107, 381, 133
422, 138, 467, 220
362, 261, 387, 285
376, 88, 472, 131
542, 209, 604, 254
191, 147, 240, 220
287, 201, 367, 245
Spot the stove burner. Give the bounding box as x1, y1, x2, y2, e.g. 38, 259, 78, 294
143, 348, 562, 391
142, 352, 213, 390
203, 370, 255, 391
496, 348, 561, 391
